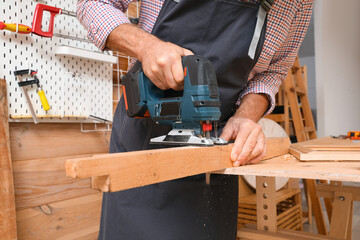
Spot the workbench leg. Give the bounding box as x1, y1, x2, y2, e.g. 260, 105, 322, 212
256, 176, 277, 232
329, 192, 353, 239
306, 179, 327, 235
303, 179, 313, 225
0, 79, 18, 240
320, 180, 334, 223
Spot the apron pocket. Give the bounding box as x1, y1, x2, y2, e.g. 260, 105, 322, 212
219, 0, 259, 8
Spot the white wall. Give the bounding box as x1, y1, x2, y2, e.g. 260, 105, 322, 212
314, 0, 360, 137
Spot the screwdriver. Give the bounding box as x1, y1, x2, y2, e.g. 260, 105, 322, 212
0, 21, 32, 34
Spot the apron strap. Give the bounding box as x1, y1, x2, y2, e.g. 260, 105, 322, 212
248, 0, 274, 59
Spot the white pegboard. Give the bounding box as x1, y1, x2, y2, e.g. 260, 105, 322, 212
0, 0, 113, 122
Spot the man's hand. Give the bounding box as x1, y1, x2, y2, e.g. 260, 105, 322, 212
220, 117, 266, 166
219, 93, 269, 167
138, 40, 193, 90
106, 23, 193, 90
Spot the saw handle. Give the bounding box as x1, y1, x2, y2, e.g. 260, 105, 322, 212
32, 4, 61, 37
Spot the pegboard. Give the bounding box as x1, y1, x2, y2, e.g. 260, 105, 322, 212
0, 0, 113, 123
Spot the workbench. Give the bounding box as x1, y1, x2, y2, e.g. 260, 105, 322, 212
65, 137, 360, 240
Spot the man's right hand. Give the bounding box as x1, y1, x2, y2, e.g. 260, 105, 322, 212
139, 40, 193, 90
106, 23, 193, 90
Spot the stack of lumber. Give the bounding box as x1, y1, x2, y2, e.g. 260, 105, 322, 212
237, 182, 302, 231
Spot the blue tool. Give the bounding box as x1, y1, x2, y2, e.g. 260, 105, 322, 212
122, 55, 227, 146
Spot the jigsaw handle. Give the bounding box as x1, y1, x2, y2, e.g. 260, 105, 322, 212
32, 4, 61, 37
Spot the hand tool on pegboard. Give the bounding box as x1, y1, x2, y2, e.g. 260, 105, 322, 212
14, 69, 51, 123
0, 21, 32, 34
31, 3, 92, 42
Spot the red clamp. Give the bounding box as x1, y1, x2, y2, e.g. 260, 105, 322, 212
32, 4, 61, 37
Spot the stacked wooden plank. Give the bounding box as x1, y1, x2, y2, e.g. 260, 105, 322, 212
237, 183, 303, 231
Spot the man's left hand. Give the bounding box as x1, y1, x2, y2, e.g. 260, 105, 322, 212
219, 93, 269, 167
220, 116, 266, 167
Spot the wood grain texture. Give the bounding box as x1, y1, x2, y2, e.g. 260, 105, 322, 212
237, 227, 338, 240
329, 192, 353, 239
290, 137, 360, 161
16, 193, 102, 240
9, 123, 111, 161
66, 137, 290, 192
216, 154, 360, 183
13, 155, 99, 210
0, 79, 17, 240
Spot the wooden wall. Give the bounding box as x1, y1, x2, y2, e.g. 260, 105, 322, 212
10, 3, 139, 239
12, 123, 110, 239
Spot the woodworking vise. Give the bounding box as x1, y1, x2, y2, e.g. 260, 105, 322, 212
122, 55, 227, 146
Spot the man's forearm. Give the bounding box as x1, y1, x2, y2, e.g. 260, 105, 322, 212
233, 93, 269, 122
105, 23, 158, 60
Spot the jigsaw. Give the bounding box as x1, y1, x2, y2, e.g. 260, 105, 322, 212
122, 55, 227, 146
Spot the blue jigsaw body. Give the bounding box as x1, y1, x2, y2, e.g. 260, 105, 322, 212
122, 55, 221, 137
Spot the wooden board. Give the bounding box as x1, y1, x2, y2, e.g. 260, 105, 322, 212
290, 137, 360, 161
16, 193, 102, 240
66, 137, 290, 192
215, 154, 360, 183
237, 227, 338, 240
0, 79, 17, 240
12, 155, 99, 210
9, 123, 111, 161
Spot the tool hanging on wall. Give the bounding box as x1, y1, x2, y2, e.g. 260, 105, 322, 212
14, 69, 51, 123
0, 21, 32, 34
31, 3, 92, 43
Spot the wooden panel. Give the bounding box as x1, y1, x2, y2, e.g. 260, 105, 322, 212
216, 154, 360, 182
16, 193, 102, 240
66, 137, 290, 192
290, 137, 360, 161
329, 192, 353, 239
13, 155, 99, 210
0, 79, 17, 240
237, 227, 338, 240
10, 123, 111, 161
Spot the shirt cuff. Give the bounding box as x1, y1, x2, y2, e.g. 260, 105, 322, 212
236, 78, 277, 116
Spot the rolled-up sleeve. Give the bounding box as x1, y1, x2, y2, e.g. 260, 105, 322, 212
238, 1, 314, 115
77, 0, 132, 50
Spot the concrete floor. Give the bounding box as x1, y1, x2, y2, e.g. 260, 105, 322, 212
301, 182, 360, 239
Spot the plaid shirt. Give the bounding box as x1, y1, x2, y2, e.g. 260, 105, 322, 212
77, 0, 313, 115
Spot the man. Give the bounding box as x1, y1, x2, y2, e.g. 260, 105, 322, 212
77, 0, 313, 239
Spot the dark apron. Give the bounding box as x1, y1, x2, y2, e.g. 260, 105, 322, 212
99, 0, 267, 239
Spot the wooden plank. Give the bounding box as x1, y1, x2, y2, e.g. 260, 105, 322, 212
0, 79, 17, 240
16, 193, 102, 240
265, 114, 285, 122
239, 188, 300, 205
238, 227, 336, 240
12, 155, 99, 210
256, 176, 277, 232
290, 138, 360, 161
329, 192, 353, 239
316, 183, 360, 201
216, 154, 360, 182
299, 136, 360, 147
306, 179, 327, 235
277, 205, 300, 225
9, 123, 111, 161
66, 137, 290, 192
